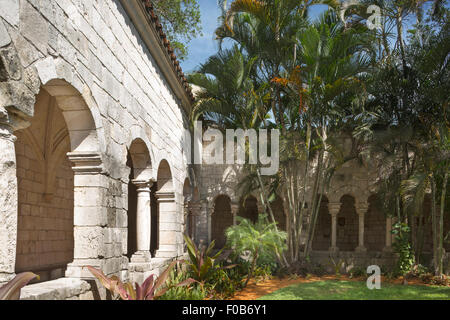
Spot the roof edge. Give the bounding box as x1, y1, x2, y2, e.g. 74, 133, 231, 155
119, 0, 194, 113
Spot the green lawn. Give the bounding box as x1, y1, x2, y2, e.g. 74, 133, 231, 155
258, 280, 450, 300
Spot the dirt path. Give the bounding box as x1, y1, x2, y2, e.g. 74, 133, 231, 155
229, 275, 447, 300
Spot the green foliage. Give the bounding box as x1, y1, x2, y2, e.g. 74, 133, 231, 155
184, 234, 233, 284
392, 222, 416, 276
152, 0, 202, 60
159, 268, 205, 300
349, 266, 366, 278
329, 256, 345, 276
226, 214, 287, 259
0, 272, 39, 300
225, 214, 287, 286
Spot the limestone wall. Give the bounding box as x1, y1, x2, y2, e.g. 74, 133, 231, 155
0, 0, 193, 295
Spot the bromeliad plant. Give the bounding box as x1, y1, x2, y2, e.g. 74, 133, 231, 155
0, 272, 39, 300
184, 234, 235, 286
86, 260, 194, 300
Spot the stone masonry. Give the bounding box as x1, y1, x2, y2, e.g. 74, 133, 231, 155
0, 0, 449, 300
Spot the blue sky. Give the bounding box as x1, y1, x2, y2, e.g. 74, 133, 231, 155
180, 1, 329, 73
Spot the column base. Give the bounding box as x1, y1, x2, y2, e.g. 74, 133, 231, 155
355, 246, 367, 253
382, 246, 393, 253
329, 246, 339, 253
155, 250, 178, 259
130, 251, 152, 263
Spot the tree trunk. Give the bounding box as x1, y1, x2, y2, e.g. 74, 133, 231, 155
438, 171, 448, 276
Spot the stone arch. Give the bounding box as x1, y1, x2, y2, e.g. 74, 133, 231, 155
14, 80, 103, 282
211, 194, 233, 248
42, 80, 102, 154
238, 195, 259, 223
269, 195, 287, 231
126, 139, 153, 260
364, 194, 386, 252
126, 126, 155, 179
154, 159, 177, 258
312, 195, 331, 251
156, 159, 173, 192
328, 184, 369, 204
336, 194, 359, 251
128, 138, 152, 181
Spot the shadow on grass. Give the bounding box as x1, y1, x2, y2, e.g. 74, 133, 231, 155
257, 280, 450, 300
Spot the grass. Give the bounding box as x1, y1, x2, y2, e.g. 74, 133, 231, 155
257, 280, 450, 300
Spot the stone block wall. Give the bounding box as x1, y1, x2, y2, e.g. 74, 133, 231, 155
0, 0, 193, 297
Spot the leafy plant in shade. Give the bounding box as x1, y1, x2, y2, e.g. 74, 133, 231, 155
184, 234, 234, 286
226, 214, 287, 287
0, 272, 39, 300
86, 260, 194, 300
391, 222, 415, 277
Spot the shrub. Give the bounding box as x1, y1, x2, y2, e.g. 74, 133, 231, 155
349, 266, 366, 278
225, 214, 287, 287
159, 268, 205, 300
184, 234, 234, 285
392, 222, 415, 276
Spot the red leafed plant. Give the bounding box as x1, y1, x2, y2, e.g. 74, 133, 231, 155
0, 272, 39, 300
86, 260, 195, 300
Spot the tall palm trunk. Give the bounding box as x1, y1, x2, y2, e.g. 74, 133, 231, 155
438, 171, 448, 276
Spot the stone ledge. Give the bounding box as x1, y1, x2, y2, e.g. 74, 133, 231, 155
20, 278, 91, 300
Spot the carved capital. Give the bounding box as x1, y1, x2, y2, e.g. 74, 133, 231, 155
356, 202, 369, 216
328, 202, 341, 216
132, 179, 152, 193
67, 152, 103, 174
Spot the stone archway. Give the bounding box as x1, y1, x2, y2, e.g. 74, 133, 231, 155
312, 196, 330, 251
211, 195, 233, 248
126, 139, 153, 262
336, 195, 359, 251
270, 195, 287, 231
154, 159, 177, 258
364, 194, 386, 252
238, 195, 258, 223
13, 80, 103, 282
14, 88, 74, 282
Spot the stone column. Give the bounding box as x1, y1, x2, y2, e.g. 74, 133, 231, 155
65, 152, 106, 279
355, 202, 368, 253
328, 202, 340, 253
383, 216, 393, 252
189, 200, 201, 242
231, 202, 239, 225
155, 191, 177, 258
0, 117, 21, 283
204, 200, 212, 245
130, 180, 153, 263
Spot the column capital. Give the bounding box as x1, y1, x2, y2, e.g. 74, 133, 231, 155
67, 152, 103, 174
328, 202, 341, 216
131, 179, 153, 191
230, 202, 239, 215
355, 202, 369, 216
